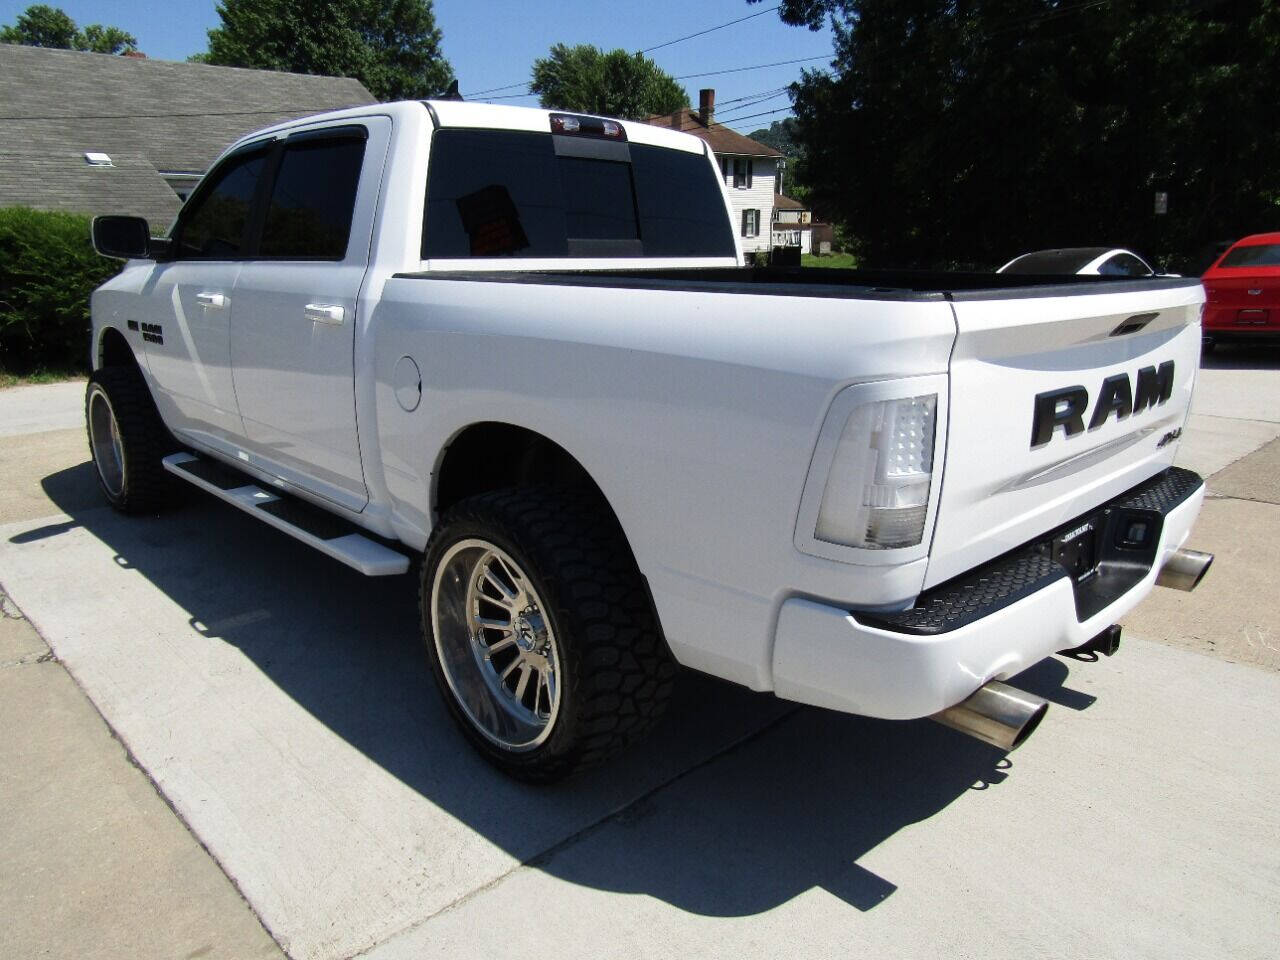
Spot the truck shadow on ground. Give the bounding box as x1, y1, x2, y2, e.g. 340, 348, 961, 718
1200, 342, 1280, 370
31, 462, 1096, 918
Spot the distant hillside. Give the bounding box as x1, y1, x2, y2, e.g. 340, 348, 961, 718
747, 118, 799, 161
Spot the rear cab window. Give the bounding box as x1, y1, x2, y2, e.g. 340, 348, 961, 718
422, 126, 735, 261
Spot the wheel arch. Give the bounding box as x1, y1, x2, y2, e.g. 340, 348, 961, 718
430, 422, 658, 608
95, 324, 140, 371
433, 421, 618, 523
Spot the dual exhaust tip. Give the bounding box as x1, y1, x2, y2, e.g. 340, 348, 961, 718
929, 546, 1214, 752
1156, 547, 1214, 592
931, 624, 1117, 751
931, 680, 1049, 752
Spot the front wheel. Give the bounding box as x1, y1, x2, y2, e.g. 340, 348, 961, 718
85, 367, 173, 513
421, 488, 676, 782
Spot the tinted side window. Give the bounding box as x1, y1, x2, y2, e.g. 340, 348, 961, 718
260, 135, 367, 259
176, 148, 268, 259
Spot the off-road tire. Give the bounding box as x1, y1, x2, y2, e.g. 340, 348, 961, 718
85, 366, 174, 514
421, 487, 677, 783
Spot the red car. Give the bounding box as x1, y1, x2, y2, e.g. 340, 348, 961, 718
1202, 231, 1280, 350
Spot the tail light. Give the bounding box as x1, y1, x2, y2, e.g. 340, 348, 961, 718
815, 395, 938, 549
794, 374, 948, 564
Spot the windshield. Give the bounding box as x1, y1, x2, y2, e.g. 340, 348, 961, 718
1001, 248, 1110, 274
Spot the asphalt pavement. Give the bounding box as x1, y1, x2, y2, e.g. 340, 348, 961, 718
1, 346, 1277, 960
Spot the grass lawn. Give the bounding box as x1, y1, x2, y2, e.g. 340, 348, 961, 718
0, 369, 86, 389
801, 253, 858, 269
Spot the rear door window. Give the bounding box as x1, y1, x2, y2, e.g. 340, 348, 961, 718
259, 131, 367, 260
422, 129, 734, 259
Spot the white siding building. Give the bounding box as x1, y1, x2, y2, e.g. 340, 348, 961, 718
646, 90, 784, 257
772, 194, 813, 253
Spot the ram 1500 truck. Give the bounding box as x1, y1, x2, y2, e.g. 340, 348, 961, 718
86, 100, 1213, 781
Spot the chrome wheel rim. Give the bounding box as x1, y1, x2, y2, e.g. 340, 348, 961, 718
88, 387, 125, 498
431, 539, 562, 751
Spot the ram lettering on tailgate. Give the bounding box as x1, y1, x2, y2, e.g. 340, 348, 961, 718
1030, 360, 1175, 448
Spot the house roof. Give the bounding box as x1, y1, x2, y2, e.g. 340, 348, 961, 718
644, 107, 783, 158
774, 194, 807, 211
0, 150, 182, 226
0, 44, 376, 174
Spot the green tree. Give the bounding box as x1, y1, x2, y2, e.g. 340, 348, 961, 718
752, 0, 1280, 271
0, 4, 137, 54
748, 118, 810, 204
530, 44, 689, 121
199, 0, 454, 101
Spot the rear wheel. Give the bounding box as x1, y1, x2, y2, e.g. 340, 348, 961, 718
421, 488, 676, 782
85, 367, 173, 513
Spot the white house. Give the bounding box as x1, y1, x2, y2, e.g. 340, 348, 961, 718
772, 193, 813, 253
646, 89, 783, 256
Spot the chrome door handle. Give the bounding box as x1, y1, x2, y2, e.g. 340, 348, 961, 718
305, 303, 345, 325
195, 292, 227, 308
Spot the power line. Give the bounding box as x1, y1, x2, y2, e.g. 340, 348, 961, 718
714, 85, 791, 107
480, 93, 539, 102
714, 90, 792, 120
464, 6, 790, 98
464, 80, 530, 97
674, 54, 832, 80
641, 5, 780, 54
722, 106, 795, 132
661, 103, 796, 136
469, 55, 833, 104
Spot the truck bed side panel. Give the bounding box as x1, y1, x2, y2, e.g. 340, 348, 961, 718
372, 276, 956, 689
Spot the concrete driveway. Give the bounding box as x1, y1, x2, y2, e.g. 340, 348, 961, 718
1, 348, 1278, 960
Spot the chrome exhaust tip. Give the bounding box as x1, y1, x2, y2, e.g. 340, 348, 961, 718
931, 680, 1049, 752
1156, 548, 1214, 592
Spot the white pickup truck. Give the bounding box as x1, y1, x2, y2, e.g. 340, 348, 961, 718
87, 100, 1212, 781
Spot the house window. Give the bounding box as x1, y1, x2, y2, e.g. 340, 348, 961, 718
732, 158, 753, 189
741, 209, 760, 237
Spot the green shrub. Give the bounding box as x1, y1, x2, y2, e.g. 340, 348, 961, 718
0, 207, 123, 375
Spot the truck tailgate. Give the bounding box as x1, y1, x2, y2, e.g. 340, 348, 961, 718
925, 279, 1204, 589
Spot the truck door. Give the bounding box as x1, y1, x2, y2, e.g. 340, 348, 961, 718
140, 143, 271, 446
229, 118, 389, 511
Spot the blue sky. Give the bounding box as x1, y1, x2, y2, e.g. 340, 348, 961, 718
0, 1, 835, 133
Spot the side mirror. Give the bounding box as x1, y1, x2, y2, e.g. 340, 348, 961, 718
92, 215, 153, 259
